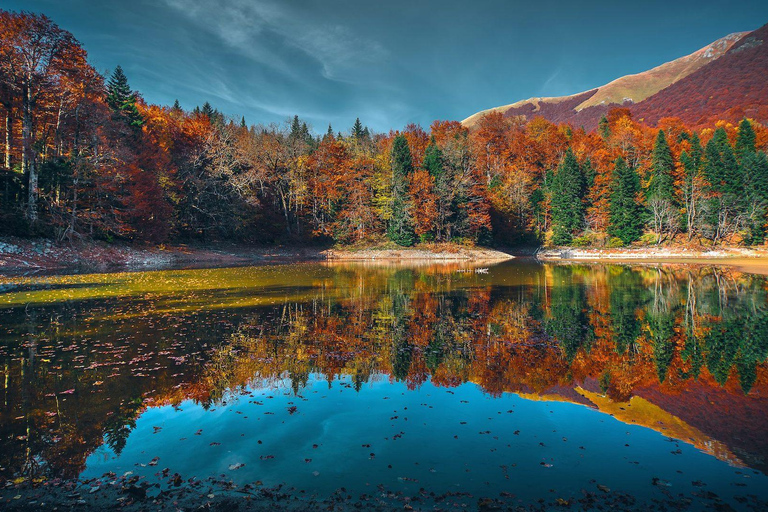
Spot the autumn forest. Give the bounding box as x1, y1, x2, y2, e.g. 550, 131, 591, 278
2, 10, 768, 249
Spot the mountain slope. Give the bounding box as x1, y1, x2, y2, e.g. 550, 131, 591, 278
462, 26, 767, 130
632, 22, 768, 126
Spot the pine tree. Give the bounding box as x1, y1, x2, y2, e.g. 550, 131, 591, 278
703, 128, 742, 242
550, 148, 584, 245
323, 124, 334, 141
240, 116, 246, 128
106, 66, 143, 129
742, 151, 768, 244
172, 99, 182, 113
735, 118, 756, 162
681, 133, 703, 238
423, 139, 450, 241
736, 121, 768, 244
608, 157, 644, 244
387, 135, 416, 246
106, 66, 131, 111
352, 118, 364, 140
647, 130, 677, 240
648, 130, 675, 202
201, 102, 215, 119
598, 115, 610, 140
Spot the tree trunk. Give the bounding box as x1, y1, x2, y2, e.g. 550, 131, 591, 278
22, 81, 37, 222
4, 106, 11, 170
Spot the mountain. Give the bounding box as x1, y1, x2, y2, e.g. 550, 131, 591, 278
463, 24, 768, 130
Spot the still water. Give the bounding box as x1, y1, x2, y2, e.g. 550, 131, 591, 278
1, 260, 768, 509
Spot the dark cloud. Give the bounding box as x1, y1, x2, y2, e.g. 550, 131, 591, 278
6, 0, 768, 132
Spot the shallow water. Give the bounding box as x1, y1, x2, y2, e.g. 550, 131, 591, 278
1, 260, 768, 508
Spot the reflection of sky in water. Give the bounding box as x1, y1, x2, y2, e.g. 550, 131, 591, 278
84, 375, 766, 507
2, 261, 768, 508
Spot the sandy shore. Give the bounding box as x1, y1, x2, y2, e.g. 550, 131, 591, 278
322, 246, 514, 262
0, 237, 514, 274
537, 247, 768, 275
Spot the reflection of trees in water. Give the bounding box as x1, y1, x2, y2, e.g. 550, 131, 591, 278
204, 265, 768, 400
3, 264, 768, 482
545, 266, 594, 362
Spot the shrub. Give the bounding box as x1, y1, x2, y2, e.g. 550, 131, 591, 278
572, 232, 599, 247
639, 233, 658, 245
607, 237, 625, 248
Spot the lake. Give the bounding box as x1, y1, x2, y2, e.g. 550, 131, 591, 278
1, 260, 767, 510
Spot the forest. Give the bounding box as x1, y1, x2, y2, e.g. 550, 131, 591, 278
2, 9, 768, 248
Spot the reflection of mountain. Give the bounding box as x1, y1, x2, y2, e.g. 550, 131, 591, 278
1, 262, 768, 482
516, 386, 746, 468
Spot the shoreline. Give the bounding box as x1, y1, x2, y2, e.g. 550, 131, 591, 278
0, 237, 514, 274
536, 246, 768, 261
536, 246, 768, 275
7, 235, 768, 275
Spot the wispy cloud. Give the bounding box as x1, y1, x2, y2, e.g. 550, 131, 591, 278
162, 0, 387, 83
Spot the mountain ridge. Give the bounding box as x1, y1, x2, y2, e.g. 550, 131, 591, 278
463, 26, 766, 130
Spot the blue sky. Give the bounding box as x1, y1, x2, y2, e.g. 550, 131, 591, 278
6, 0, 768, 132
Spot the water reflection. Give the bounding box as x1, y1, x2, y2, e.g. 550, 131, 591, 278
1, 261, 767, 487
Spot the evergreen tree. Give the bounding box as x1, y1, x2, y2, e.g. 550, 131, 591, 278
352, 118, 365, 140
106, 66, 143, 129
598, 115, 610, 140
742, 151, 768, 244
240, 116, 246, 128
172, 99, 182, 113
423, 139, 450, 241
648, 130, 675, 201
201, 102, 215, 119
681, 133, 703, 238
608, 157, 644, 244
387, 135, 416, 246
703, 128, 743, 242
550, 148, 585, 245
735, 118, 756, 162
647, 130, 677, 240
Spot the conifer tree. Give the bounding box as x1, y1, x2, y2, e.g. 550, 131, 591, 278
423, 139, 450, 240
201, 102, 215, 119
703, 128, 742, 242
736, 120, 768, 244
681, 133, 703, 239
598, 115, 610, 140
550, 148, 584, 245
742, 151, 768, 244
735, 118, 756, 162
387, 135, 415, 246
608, 157, 644, 244
352, 117, 364, 140
106, 66, 143, 129
647, 130, 677, 240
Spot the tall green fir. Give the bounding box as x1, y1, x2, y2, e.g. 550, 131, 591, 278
647, 129, 678, 239
550, 148, 585, 245
106, 65, 143, 129
703, 128, 742, 241
648, 130, 675, 202
387, 135, 416, 246
608, 157, 644, 244
735, 118, 756, 162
